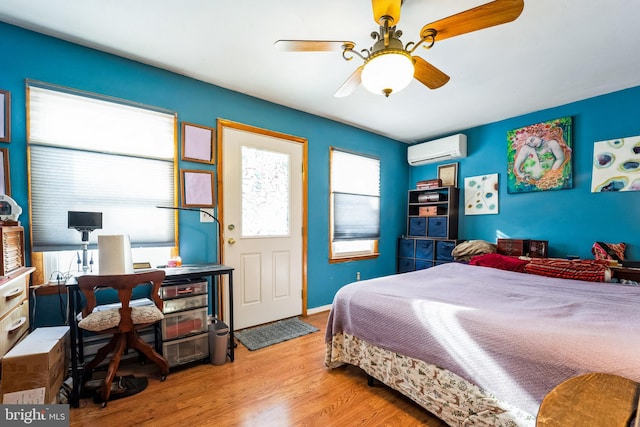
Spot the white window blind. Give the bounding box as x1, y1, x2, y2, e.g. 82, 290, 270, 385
330, 148, 380, 242
28, 82, 176, 251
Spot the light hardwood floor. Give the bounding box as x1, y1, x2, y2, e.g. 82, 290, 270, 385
70, 311, 449, 427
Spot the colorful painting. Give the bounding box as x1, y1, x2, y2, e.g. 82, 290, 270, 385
507, 116, 573, 193
464, 173, 499, 215
591, 135, 640, 192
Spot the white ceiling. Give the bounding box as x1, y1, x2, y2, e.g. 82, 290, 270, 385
1, 0, 639, 143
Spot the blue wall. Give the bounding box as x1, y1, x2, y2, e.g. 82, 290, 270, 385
411, 86, 640, 260
0, 22, 408, 325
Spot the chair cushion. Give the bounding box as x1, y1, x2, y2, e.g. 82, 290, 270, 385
78, 305, 164, 332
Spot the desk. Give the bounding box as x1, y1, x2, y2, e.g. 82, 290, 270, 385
537, 372, 639, 427
66, 263, 234, 408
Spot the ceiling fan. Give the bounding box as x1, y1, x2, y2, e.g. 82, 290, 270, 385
275, 0, 524, 97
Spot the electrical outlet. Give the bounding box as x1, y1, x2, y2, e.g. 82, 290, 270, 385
200, 208, 214, 222
356, 272, 361, 281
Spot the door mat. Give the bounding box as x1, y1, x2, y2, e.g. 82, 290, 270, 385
235, 317, 319, 351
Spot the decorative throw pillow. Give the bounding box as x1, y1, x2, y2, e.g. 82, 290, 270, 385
592, 242, 626, 261
524, 258, 611, 282
78, 306, 164, 332
452, 240, 497, 262
469, 253, 530, 272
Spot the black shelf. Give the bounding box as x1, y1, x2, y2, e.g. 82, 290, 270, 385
398, 186, 460, 273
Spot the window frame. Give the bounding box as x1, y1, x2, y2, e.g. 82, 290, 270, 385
26, 81, 179, 282
329, 147, 380, 263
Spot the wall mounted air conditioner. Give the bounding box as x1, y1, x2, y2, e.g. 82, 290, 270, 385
407, 134, 467, 166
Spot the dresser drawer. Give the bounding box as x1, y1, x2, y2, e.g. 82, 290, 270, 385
0, 272, 29, 318
0, 299, 29, 357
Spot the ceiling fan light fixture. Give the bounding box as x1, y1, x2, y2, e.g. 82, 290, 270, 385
361, 50, 414, 97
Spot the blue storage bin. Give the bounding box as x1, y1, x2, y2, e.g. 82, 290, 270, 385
436, 240, 456, 261
427, 217, 448, 238
408, 217, 427, 236
398, 238, 415, 258
398, 258, 415, 273
415, 240, 433, 260
416, 260, 434, 270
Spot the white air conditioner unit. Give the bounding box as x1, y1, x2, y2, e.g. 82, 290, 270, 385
407, 134, 467, 166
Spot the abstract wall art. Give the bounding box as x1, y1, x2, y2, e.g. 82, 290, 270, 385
464, 173, 499, 215
591, 135, 640, 192
507, 116, 573, 193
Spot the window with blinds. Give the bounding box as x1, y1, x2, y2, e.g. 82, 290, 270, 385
329, 147, 380, 261
27, 82, 177, 252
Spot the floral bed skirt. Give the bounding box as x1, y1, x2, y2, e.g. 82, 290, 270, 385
325, 332, 535, 427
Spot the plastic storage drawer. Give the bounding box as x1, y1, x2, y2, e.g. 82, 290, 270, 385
161, 307, 208, 340
162, 294, 208, 314
159, 280, 208, 299
162, 333, 209, 367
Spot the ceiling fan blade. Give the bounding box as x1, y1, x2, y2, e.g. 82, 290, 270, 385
274, 40, 352, 52
334, 66, 364, 98
421, 0, 524, 42
413, 56, 450, 89
372, 0, 402, 25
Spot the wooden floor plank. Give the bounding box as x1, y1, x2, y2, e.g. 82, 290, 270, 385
70, 311, 448, 427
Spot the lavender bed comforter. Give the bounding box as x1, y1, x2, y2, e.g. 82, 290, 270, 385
325, 263, 640, 419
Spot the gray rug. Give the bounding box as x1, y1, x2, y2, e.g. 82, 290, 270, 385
235, 317, 319, 351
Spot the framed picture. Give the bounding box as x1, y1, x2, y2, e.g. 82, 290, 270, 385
464, 173, 499, 215
181, 122, 215, 164
507, 116, 573, 193
0, 90, 9, 143
591, 134, 640, 192
438, 162, 458, 187
0, 148, 10, 196
181, 169, 215, 207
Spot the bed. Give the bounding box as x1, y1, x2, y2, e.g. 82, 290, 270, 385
324, 262, 640, 426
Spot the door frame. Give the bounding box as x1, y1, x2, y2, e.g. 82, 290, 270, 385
216, 118, 308, 322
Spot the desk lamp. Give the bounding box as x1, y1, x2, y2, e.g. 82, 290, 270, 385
156, 206, 220, 265
68, 211, 102, 273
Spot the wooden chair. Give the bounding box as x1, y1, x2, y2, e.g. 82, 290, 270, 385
77, 270, 169, 406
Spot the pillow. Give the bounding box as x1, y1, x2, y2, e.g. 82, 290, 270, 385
592, 242, 626, 261
469, 253, 530, 272
78, 306, 164, 332
524, 258, 611, 282
452, 240, 497, 262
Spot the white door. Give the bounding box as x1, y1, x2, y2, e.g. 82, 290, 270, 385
219, 120, 306, 330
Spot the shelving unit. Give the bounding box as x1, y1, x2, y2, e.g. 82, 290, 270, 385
398, 186, 461, 273
159, 278, 210, 367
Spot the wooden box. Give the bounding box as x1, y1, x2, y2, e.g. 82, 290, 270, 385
418, 206, 445, 217
497, 239, 529, 256
497, 239, 549, 258
0, 226, 25, 275
529, 240, 549, 258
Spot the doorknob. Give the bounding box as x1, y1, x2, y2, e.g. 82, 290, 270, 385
228, 238, 236, 245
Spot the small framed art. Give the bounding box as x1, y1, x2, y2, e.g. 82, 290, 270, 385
181, 122, 215, 164
0, 90, 10, 143
0, 148, 10, 196
438, 162, 458, 187
181, 169, 215, 207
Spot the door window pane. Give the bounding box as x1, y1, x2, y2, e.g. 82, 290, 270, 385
241, 146, 290, 237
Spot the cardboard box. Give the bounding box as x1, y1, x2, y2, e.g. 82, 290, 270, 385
1, 326, 69, 404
